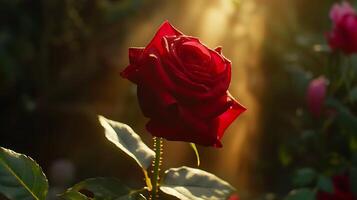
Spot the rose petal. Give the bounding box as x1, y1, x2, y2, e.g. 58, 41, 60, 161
146, 118, 218, 147
120, 63, 140, 83
187, 93, 235, 119
145, 21, 182, 54
145, 94, 245, 147
138, 85, 221, 145
129, 47, 145, 65
215, 46, 222, 54
216, 94, 246, 140
163, 58, 211, 92
179, 41, 211, 65
210, 49, 230, 74
120, 48, 145, 83
137, 84, 177, 118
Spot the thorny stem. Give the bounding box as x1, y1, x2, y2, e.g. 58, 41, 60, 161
150, 137, 163, 200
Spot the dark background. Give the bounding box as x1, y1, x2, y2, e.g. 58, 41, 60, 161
0, 0, 347, 199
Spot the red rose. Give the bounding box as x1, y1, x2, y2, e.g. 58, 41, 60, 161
121, 21, 245, 147
317, 174, 356, 200
306, 76, 328, 118
327, 2, 357, 54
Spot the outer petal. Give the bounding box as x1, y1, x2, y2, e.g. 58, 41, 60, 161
139, 86, 220, 147
145, 21, 182, 55
124, 49, 177, 90
120, 48, 145, 83
216, 93, 246, 141
146, 92, 245, 147
186, 93, 236, 119
146, 118, 218, 147
137, 85, 176, 118
129, 47, 145, 65
121, 21, 181, 84
215, 46, 222, 54
209, 48, 230, 74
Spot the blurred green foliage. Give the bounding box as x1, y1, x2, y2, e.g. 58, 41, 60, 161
0, 0, 159, 194
257, 0, 357, 199
0, 0, 158, 103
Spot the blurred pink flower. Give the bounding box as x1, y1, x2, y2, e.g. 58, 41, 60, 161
330, 2, 356, 22
317, 174, 356, 200
327, 2, 357, 54
228, 194, 240, 200
306, 76, 328, 117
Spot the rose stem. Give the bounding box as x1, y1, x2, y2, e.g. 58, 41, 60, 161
151, 137, 163, 200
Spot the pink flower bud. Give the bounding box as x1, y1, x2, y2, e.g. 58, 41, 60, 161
306, 77, 328, 117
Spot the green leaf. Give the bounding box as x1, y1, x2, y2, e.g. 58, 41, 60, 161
285, 188, 315, 200
134, 193, 147, 200
348, 87, 357, 103
292, 168, 316, 187
190, 143, 200, 167
0, 147, 48, 200
279, 145, 292, 166
317, 175, 333, 193
62, 178, 146, 200
325, 98, 357, 133
98, 115, 155, 170
61, 190, 89, 200
350, 136, 357, 152
160, 166, 235, 200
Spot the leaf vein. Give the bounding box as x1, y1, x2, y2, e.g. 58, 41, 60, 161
0, 155, 40, 200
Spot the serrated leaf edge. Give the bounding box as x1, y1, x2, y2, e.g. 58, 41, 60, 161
0, 147, 48, 200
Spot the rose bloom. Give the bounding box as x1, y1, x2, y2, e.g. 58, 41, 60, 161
306, 76, 328, 118
317, 174, 356, 200
121, 21, 245, 147
327, 2, 357, 54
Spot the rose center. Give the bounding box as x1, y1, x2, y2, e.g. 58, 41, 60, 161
179, 41, 211, 66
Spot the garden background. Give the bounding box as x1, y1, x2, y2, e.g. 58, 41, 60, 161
1, 0, 354, 199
